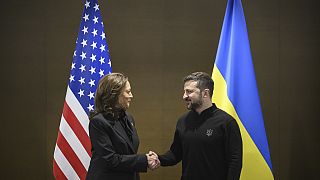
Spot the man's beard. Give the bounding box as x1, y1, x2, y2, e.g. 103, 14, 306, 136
186, 98, 203, 111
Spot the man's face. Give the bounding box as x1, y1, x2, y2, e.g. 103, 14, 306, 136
118, 81, 133, 110
183, 80, 203, 110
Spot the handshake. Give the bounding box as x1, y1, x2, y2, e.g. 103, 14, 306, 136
146, 151, 160, 170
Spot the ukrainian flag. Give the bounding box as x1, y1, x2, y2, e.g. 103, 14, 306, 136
211, 0, 274, 179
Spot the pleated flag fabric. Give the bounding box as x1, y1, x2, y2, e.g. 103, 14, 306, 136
53, 0, 112, 179
211, 0, 274, 179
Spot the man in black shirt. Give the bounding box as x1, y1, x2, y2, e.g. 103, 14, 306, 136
154, 72, 242, 180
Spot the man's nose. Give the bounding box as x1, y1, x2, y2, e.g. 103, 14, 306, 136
183, 92, 187, 100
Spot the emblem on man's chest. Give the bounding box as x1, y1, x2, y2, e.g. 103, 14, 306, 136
206, 129, 213, 136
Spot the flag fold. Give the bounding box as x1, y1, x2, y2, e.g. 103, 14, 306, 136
211, 0, 274, 179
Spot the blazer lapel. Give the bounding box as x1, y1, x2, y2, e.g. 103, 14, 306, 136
113, 121, 136, 153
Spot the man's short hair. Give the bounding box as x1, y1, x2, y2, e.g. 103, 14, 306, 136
183, 72, 214, 97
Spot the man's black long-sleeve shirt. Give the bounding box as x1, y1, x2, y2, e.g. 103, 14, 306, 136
159, 104, 242, 180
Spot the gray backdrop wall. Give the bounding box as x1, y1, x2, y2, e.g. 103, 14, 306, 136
1, 0, 319, 179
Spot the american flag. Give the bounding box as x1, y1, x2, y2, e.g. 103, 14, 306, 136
53, 0, 111, 179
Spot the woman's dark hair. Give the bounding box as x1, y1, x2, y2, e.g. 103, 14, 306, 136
90, 73, 128, 119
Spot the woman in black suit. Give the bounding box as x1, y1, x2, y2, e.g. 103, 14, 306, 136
86, 73, 159, 180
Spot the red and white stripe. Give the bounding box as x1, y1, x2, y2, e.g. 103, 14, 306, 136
53, 86, 92, 179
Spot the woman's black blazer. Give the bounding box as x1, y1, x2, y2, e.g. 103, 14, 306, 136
86, 112, 147, 180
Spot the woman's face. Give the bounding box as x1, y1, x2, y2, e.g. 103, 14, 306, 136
118, 81, 133, 110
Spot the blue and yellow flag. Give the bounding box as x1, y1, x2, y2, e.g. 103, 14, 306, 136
211, 0, 274, 179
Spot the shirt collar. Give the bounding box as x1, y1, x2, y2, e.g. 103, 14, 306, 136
191, 103, 218, 118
